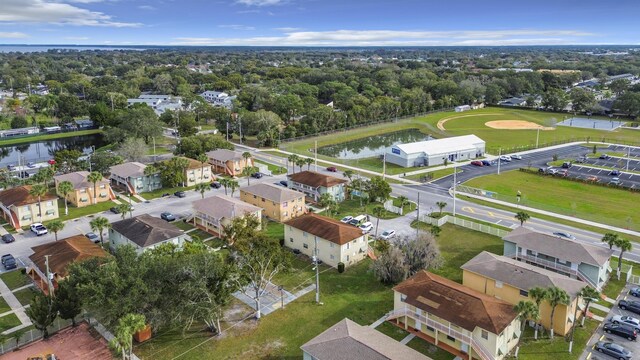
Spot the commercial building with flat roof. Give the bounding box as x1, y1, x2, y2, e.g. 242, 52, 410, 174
385, 135, 485, 168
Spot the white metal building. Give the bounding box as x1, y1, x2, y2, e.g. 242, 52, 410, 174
385, 134, 485, 168
455, 105, 471, 112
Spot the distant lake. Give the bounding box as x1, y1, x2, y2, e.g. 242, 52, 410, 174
317, 129, 431, 159
0, 134, 105, 166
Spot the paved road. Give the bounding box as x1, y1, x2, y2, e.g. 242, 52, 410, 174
564, 165, 640, 189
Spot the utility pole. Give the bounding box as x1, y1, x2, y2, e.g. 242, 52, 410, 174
497, 148, 502, 175
536, 127, 540, 148
152, 137, 156, 162
45, 255, 54, 296
416, 192, 420, 237
314, 141, 318, 172
453, 166, 457, 216
314, 236, 320, 304
382, 152, 386, 180
627, 146, 631, 171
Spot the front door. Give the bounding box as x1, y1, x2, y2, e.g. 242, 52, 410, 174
415, 308, 422, 331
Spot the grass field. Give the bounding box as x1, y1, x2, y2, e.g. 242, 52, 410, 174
0, 313, 21, 333
13, 287, 39, 307
465, 170, 640, 232
0, 271, 31, 291
57, 200, 116, 221
280, 108, 640, 173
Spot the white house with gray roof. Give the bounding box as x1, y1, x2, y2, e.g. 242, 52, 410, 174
385, 134, 485, 168
502, 227, 613, 290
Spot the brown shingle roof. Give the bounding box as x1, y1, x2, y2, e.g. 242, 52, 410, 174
241, 183, 303, 203
0, 185, 57, 207
285, 213, 362, 245
301, 318, 431, 360
287, 171, 347, 188
54, 171, 108, 189
461, 251, 586, 299
393, 271, 518, 334
111, 214, 186, 248
29, 235, 109, 278
503, 227, 613, 267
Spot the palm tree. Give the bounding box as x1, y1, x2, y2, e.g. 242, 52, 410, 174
90, 216, 111, 246
29, 184, 47, 222
547, 286, 570, 338
397, 195, 409, 211
57, 180, 74, 216
602, 232, 619, 250
616, 238, 632, 277
38, 167, 55, 189
514, 300, 540, 333
228, 179, 239, 197
343, 170, 354, 182
195, 182, 209, 199
241, 166, 256, 186
514, 211, 530, 226
87, 171, 103, 205
116, 203, 130, 220
242, 151, 252, 169
47, 220, 64, 241
529, 286, 548, 339
287, 154, 299, 174
372, 206, 384, 239
295, 158, 305, 173
110, 313, 146, 360
435, 201, 447, 216
304, 157, 313, 170
219, 178, 230, 196
197, 153, 209, 182
579, 287, 600, 326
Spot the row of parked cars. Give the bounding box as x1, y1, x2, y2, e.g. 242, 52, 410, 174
591, 288, 640, 360
339, 215, 396, 239
470, 154, 524, 167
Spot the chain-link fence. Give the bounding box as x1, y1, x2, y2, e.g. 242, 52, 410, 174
0, 317, 72, 355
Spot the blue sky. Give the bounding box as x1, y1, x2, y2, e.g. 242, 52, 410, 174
0, 0, 638, 46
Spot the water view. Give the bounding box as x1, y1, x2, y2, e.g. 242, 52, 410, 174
317, 129, 431, 159
0, 134, 106, 167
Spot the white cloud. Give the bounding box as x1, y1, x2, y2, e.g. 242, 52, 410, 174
64, 36, 89, 40
218, 24, 256, 31
138, 5, 155, 10
274, 27, 303, 32
0, 32, 29, 38
237, 9, 261, 14
173, 29, 595, 46
235, 0, 286, 6
0, 0, 142, 27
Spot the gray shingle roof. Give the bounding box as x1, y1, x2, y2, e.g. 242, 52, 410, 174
109, 162, 148, 178
206, 149, 244, 162
301, 318, 430, 360
241, 183, 303, 203
503, 227, 613, 267
192, 195, 261, 221
54, 171, 108, 189
461, 251, 587, 299
111, 214, 185, 248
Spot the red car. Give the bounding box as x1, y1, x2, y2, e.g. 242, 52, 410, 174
47, 159, 56, 165
326, 166, 338, 172
471, 161, 483, 167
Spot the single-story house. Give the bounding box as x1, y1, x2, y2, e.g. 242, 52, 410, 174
284, 213, 368, 268
0, 185, 59, 229
385, 135, 485, 168
109, 162, 162, 195
206, 149, 253, 177
240, 183, 306, 222
54, 171, 115, 207
192, 195, 262, 236
109, 214, 191, 253
286, 171, 347, 203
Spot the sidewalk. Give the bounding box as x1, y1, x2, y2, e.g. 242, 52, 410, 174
0, 278, 32, 335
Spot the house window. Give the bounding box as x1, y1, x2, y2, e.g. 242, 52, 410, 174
46, 201, 53, 207
303, 244, 308, 249
22, 215, 31, 220
100, 184, 106, 189
303, 232, 308, 238
329, 243, 334, 248
45, 210, 55, 215
283, 201, 288, 208
495, 281, 503, 288
427, 326, 435, 332
80, 189, 87, 193
346, 255, 350, 261
99, 193, 107, 198
520, 289, 529, 297
289, 238, 293, 243
400, 294, 407, 302
346, 242, 350, 250
283, 211, 288, 217
447, 335, 455, 342
481, 330, 489, 340
330, 255, 334, 260
22, 206, 29, 212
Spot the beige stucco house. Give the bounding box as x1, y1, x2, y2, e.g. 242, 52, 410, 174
206, 149, 253, 177
240, 183, 306, 222
54, 171, 115, 207
0, 185, 59, 229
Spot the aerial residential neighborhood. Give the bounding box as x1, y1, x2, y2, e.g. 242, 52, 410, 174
0, 1, 639, 359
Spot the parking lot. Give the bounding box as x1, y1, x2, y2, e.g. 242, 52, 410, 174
607, 144, 640, 159
584, 283, 640, 360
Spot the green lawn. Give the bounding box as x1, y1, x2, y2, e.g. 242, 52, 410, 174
465, 170, 640, 232
0, 129, 102, 146
516, 319, 599, 360
173, 220, 195, 231
13, 287, 39, 307
203, 238, 225, 249
57, 200, 117, 221
0, 296, 11, 314
601, 276, 627, 300
255, 160, 287, 175
376, 322, 455, 360
139, 185, 198, 200
0, 271, 31, 291
186, 229, 212, 241
0, 313, 21, 333
264, 221, 284, 242
332, 198, 402, 221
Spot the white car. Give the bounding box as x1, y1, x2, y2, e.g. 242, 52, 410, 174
359, 222, 373, 234
380, 230, 396, 240
511, 154, 522, 160
340, 216, 353, 224
30, 223, 48, 236
499, 155, 512, 162
610, 315, 640, 331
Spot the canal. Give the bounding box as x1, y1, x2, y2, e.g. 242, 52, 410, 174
0, 133, 106, 167
316, 129, 431, 159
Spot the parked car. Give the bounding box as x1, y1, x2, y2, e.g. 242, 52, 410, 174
1, 254, 16, 270
174, 191, 186, 198
594, 341, 633, 360
481, 160, 492, 166
30, 223, 48, 236
380, 230, 396, 240
47, 159, 56, 165
326, 166, 337, 172
609, 177, 621, 185
26, 162, 36, 168
1, 234, 15, 243
160, 212, 176, 222
348, 215, 367, 227
210, 181, 221, 189
85, 232, 100, 243
110, 206, 121, 214
619, 299, 640, 315
553, 231, 576, 240
630, 288, 640, 297
499, 155, 512, 162
359, 222, 373, 234
611, 315, 640, 331
470, 161, 483, 166
562, 162, 572, 169
538, 167, 548, 173
279, 180, 288, 187
251, 172, 263, 179
575, 157, 585, 164
586, 175, 598, 182
511, 154, 522, 160
603, 322, 637, 341
600, 154, 611, 159
610, 169, 621, 176
547, 168, 559, 175
6, 164, 15, 171
340, 216, 353, 224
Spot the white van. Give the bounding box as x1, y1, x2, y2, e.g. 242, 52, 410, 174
348, 215, 367, 227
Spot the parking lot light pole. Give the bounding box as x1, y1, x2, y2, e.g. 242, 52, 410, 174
627, 146, 631, 171
453, 166, 457, 216
497, 148, 502, 175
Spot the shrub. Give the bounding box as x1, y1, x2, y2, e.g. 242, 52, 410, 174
337, 262, 345, 273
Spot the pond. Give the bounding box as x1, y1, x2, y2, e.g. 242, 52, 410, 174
317, 129, 431, 159
0, 133, 106, 167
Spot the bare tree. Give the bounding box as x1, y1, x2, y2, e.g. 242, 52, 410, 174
371, 247, 407, 284
397, 233, 442, 276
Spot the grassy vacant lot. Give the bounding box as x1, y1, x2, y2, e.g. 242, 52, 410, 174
0, 271, 31, 291
465, 170, 640, 232
0, 313, 21, 332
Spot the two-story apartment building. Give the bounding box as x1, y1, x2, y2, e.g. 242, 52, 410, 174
54, 171, 115, 207
287, 171, 347, 203
192, 195, 262, 236
206, 149, 252, 177
389, 271, 521, 360
109, 162, 162, 195
240, 183, 306, 222
284, 213, 368, 269
503, 227, 613, 290
462, 251, 587, 336
181, 157, 214, 187
109, 214, 191, 254
0, 185, 59, 229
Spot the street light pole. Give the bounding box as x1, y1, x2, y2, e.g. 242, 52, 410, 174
314, 236, 320, 304
497, 148, 502, 175
453, 166, 457, 216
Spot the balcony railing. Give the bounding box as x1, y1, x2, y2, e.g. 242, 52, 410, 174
387, 308, 494, 360
508, 252, 576, 275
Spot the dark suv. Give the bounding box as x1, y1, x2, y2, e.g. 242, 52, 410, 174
1, 234, 15, 243
174, 191, 186, 198
619, 299, 640, 315
1, 254, 17, 270
603, 322, 637, 341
